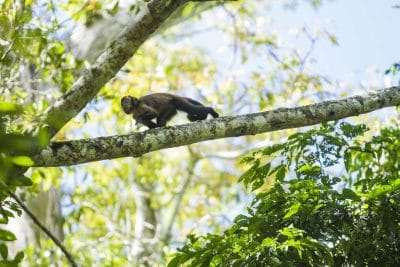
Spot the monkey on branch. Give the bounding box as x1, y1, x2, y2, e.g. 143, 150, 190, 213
121, 93, 219, 129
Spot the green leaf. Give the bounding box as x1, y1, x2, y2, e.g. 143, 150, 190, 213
327, 33, 338, 45
276, 166, 286, 181
167, 254, 190, 267
0, 244, 7, 259
238, 159, 260, 185
262, 143, 286, 156
368, 185, 392, 199
258, 163, 271, 176
340, 123, 368, 138
13, 251, 24, 263
341, 188, 360, 201
240, 156, 254, 164
298, 164, 321, 176
344, 150, 351, 172
288, 132, 303, 140
283, 202, 301, 220
251, 163, 271, 191
8, 176, 33, 187
106, 0, 119, 15
0, 102, 20, 115
11, 156, 34, 167
261, 237, 275, 247
0, 229, 16, 241
234, 214, 249, 227
279, 226, 303, 239
0, 261, 17, 267
181, 2, 195, 17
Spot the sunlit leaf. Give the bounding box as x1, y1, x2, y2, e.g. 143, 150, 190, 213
11, 156, 34, 167
283, 202, 301, 220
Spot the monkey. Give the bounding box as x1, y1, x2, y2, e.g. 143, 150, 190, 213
121, 93, 219, 129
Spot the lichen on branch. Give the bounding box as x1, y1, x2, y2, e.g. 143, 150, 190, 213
34, 86, 400, 167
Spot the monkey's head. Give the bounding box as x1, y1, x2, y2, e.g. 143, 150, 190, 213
121, 96, 140, 114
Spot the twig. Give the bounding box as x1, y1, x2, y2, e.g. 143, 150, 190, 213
220, 3, 239, 68
1, 183, 78, 267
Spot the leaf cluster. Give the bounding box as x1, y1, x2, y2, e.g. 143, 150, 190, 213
169, 122, 400, 266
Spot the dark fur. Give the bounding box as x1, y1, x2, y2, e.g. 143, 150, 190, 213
121, 93, 219, 129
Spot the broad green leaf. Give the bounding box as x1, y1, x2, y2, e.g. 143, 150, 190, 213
283, 202, 301, 220
0, 261, 17, 267
234, 214, 249, 227
262, 144, 286, 156
0, 102, 18, 114
181, 2, 195, 17
13, 251, 24, 263
8, 176, 33, 186
298, 164, 321, 176
0, 244, 7, 259
341, 188, 360, 201
167, 254, 190, 267
0, 229, 16, 241
238, 159, 260, 185
368, 185, 392, 199
261, 237, 275, 247
276, 166, 286, 181
11, 156, 34, 167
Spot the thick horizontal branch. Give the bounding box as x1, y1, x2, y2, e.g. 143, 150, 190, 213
34, 86, 400, 167
42, 0, 191, 136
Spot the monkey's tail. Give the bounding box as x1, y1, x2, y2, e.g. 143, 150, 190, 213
172, 97, 219, 118
172, 98, 204, 112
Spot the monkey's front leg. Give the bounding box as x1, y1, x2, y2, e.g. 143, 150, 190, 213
140, 120, 158, 129
136, 110, 158, 129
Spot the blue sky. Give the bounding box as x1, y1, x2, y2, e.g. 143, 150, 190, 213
274, 0, 400, 78
190, 0, 400, 83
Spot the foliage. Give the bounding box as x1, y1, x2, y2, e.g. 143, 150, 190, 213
169, 122, 400, 266
0, 101, 48, 265
0, 0, 82, 109
0, 0, 390, 266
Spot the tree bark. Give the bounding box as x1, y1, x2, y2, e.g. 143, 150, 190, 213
130, 179, 157, 265
34, 86, 400, 167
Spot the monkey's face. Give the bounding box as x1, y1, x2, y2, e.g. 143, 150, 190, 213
121, 96, 140, 114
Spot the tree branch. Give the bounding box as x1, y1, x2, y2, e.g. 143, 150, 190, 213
34, 86, 400, 167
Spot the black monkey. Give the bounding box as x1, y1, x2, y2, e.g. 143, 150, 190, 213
121, 93, 219, 129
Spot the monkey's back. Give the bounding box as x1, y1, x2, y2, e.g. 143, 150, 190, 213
139, 93, 177, 115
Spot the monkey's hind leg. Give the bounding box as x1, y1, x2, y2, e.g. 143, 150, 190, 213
187, 112, 207, 121
185, 98, 219, 118
141, 120, 158, 129
156, 109, 177, 127
208, 108, 219, 118
187, 107, 219, 122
